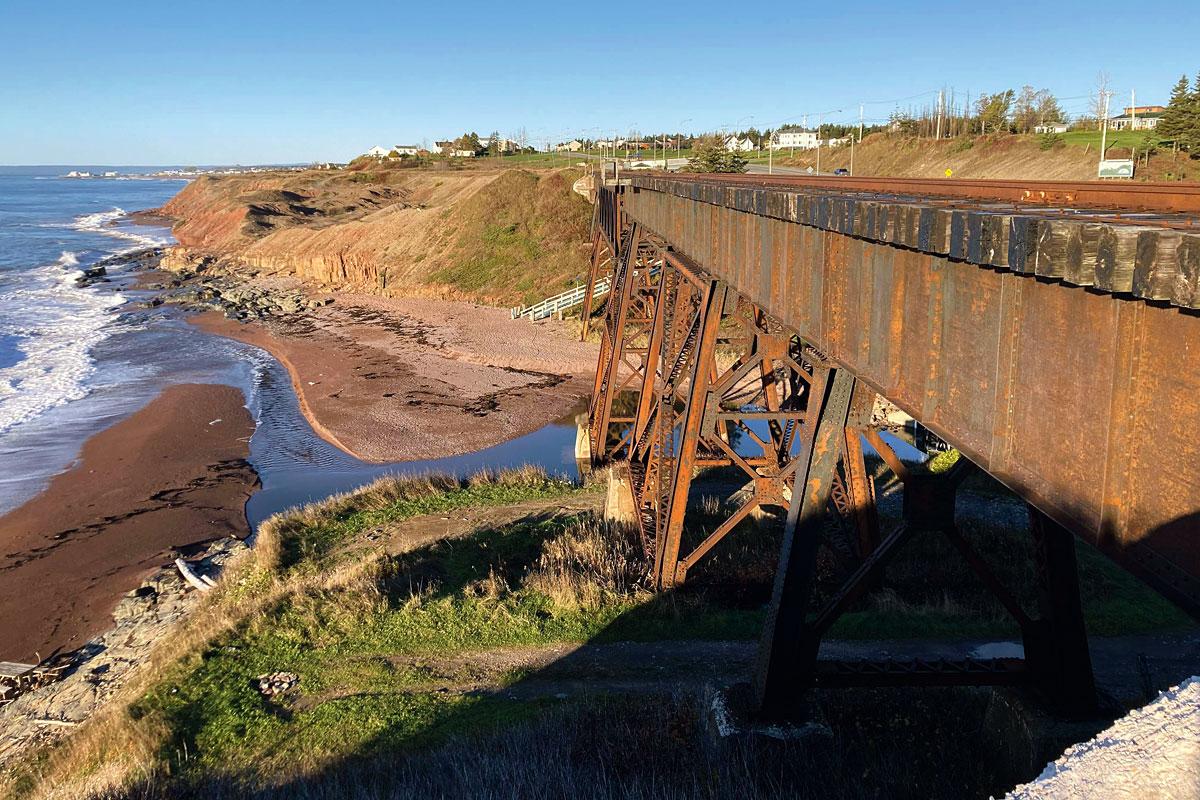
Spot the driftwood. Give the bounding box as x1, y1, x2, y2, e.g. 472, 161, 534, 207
174, 558, 214, 592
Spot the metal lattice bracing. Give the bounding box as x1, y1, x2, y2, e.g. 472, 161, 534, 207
587, 222, 664, 462
581, 176, 1125, 719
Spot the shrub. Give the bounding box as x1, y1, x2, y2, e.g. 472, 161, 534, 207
1038, 132, 1063, 151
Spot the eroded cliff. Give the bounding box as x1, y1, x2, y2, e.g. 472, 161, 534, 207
161, 167, 592, 306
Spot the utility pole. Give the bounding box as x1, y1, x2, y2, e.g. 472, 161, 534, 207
1099, 90, 1112, 171
1131, 89, 1137, 132
858, 103, 864, 143
768, 132, 775, 174
815, 112, 823, 175
935, 89, 944, 140
849, 135, 855, 176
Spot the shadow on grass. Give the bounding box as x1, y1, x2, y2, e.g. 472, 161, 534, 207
100, 498, 1199, 800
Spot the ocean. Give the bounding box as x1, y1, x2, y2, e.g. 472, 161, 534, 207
0, 166, 581, 521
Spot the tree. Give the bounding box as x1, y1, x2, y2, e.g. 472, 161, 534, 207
1158, 75, 1193, 144
685, 137, 748, 173
1089, 72, 1112, 125
975, 90, 1014, 133
1013, 85, 1039, 133
888, 109, 917, 135
487, 130, 503, 156
451, 132, 482, 155
1035, 91, 1066, 127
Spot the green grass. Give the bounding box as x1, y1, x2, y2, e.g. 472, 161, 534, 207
1057, 128, 1156, 151
272, 472, 579, 571
129, 508, 763, 781
12, 464, 1193, 798
105, 479, 1188, 791
424, 168, 592, 305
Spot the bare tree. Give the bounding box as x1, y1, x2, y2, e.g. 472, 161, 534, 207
1013, 85, 1039, 134
1088, 71, 1112, 128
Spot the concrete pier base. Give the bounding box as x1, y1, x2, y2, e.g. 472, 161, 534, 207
603, 465, 637, 524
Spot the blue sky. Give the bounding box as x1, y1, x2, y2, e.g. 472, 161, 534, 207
0, 0, 1195, 165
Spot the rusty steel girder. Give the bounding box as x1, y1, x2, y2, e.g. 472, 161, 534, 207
588, 201, 878, 589
587, 223, 663, 461
620, 174, 1200, 615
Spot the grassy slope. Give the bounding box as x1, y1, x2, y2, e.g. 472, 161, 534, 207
427, 169, 591, 303
768, 132, 1199, 182
8, 466, 1189, 798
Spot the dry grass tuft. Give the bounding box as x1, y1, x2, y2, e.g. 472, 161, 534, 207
526, 515, 649, 608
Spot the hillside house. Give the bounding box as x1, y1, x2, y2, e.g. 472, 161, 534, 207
724, 136, 755, 152
555, 139, 584, 152
771, 130, 819, 150
392, 145, 420, 156
364, 145, 390, 158
1109, 105, 1165, 131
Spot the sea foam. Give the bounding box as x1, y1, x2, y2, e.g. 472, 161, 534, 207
0, 261, 124, 434
74, 207, 172, 251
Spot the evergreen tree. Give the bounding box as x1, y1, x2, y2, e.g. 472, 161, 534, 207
1157, 75, 1192, 142
1189, 73, 1200, 155
686, 138, 748, 173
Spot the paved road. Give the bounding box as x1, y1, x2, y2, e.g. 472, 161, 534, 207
746, 163, 835, 176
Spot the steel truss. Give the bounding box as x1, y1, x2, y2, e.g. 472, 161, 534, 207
585, 189, 1097, 718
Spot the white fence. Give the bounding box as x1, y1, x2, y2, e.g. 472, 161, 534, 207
510, 275, 612, 321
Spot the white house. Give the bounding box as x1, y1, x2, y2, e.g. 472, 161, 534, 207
392, 144, 420, 156
1109, 105, 1164, 132
1034, 123, 1069, 134
364, 145, 390, 158
556, 139, 584, 152
771, 130, 819, 150
725, 135, 755, 152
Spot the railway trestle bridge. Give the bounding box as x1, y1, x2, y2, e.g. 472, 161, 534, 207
579, 172, 1200, 719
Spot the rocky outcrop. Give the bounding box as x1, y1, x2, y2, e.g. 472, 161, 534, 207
0, 538, 248, 767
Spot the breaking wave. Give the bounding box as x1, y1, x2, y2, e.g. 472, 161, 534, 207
73, 206, 172, 250
0, 261, 123, 434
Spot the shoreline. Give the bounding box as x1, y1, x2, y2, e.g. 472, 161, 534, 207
0, 383, 257, 662
187, 290, 598, 464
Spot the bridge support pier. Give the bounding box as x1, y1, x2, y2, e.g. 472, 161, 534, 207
752, 402, 1098, 721
754, 366, 858, 719
1025, 507, 1098, 716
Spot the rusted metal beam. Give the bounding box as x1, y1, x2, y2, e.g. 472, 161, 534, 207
620, 177, 1200, 615
629, 174, 1200, 308
754, 365, 854, 719
650, 171, 1200, 215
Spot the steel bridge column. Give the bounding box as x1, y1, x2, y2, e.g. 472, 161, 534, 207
588, 224, 639, 460
1025, 506, 1098, 716
653, 280, 727, 588
754, 365, 857, 719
